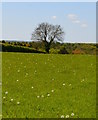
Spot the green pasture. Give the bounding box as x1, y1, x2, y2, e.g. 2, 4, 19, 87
2, 52, 96, 118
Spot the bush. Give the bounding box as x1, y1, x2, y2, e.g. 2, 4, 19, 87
49, 48, 59, 54
58, 46, 69, 54
72, 49, 85, 54
1, 44, 45, 53
2, 40, 5, 43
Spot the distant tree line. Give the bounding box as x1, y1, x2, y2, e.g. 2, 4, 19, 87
0, 40, 97, 55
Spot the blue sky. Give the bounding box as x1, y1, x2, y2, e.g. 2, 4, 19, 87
2, 2, 96, 43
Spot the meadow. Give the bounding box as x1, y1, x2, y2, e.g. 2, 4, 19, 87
2, 52, 96, 118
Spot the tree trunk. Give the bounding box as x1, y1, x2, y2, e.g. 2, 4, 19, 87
45, 42, 50, 53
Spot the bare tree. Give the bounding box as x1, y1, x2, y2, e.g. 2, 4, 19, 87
32, 22, 64, 53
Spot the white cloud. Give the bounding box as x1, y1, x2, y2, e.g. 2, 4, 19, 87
81, 23, 88, 28
67, 14, 78, 21
67, 14, 80, 24
67, 13, 88, 27
72, 20, 80, 24
52, 16, 57, 19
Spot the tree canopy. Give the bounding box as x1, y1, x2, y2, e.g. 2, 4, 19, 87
32, 22, 64, 53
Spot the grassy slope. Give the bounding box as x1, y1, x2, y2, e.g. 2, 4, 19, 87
2, 52, 96, 118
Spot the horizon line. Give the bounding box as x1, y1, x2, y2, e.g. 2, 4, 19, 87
0, 39, 96, 43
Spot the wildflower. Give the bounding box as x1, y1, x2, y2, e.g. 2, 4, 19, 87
3, 97, 6, 99
41, 95, 44, 98
63, 83, 65, 86
17, 80, 19, 82
5, 91, 8, 95
47, 94, 50, 97
17, 102, 20, 105
61, 115, 64, 118
37, 96, 40, 98
66, 115, 69, 118
51, 90, 54, 92
11, 99, 13, 102
69, 84, 71, 86
71, 113, 74, 116
31, 86, 34, 89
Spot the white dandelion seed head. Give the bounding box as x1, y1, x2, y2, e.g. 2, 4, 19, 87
3, 97, 6, 99
63, 83, 65, 86
66, 115, 69, 118
11, 99, 13, 102
71, 113, 74, 116
51, 90, 54, 92
17, 102, 20, 105
5, 91, 8, 94
61, 115, 64, 118
47, 94, 50, 97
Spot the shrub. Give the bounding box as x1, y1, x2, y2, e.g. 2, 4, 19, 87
49, 48, 59, 54
2, 44, 45, 53
58, 46, 69, 54
72, 49, 85, 54
2, 40, 5, 43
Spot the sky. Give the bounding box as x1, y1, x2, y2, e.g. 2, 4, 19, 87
2, 2, 96, 43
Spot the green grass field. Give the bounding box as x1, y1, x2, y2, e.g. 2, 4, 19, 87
2, 52, 96, 118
